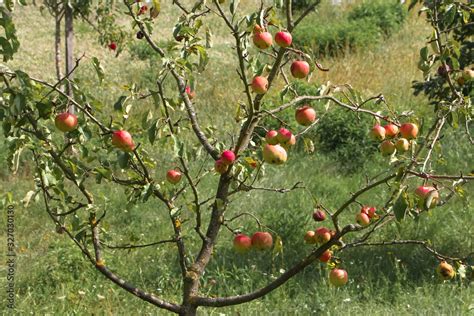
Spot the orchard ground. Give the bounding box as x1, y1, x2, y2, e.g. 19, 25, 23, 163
1, 1, 473, 315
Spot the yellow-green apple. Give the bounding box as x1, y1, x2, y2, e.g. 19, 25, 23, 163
395, 138, 410, 152
384, 124, 399, 138
112, 130, 135, 152
313, 209, 326, 222
436, 261, 455, 280
221, 150, 236, 165
400, 123, 418, 139
295, 105, 316, 126
356, 212, 370, 227
185, 86, 196, 100
304, 231, 317, 244
319, 250, 332, 263
251, 76, 268, 94
329, 268, 348, 286
262, 144, 287, 165
415, 186, 439, 209
253, 31, 272, 49
370, 124, 386, 141
274, 31, 292, 48
265, 130, 279, 145
233, 234, 252, 253
290, 60, 310, 79
214, 159, 229, 174
251, 232, 273, 250
380, 140, 396, 155
55, 112, 78, 132
462, 68, 474, 80
315, 227, 331, 243
166, 169, 182, 184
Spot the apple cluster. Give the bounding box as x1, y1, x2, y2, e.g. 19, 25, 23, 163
233, 231, 273, 252
355, 206, 377, 227
214, 150, 236, 174
370, 122, 418, 156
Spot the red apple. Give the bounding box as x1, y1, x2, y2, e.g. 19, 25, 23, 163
108, 42, 117, 51
262, 144, 287, 165
395, 138, 410, 152
185, 86, 196, 100
55, 112, 78, 132
112, 130, 135, 152
370, 124, 386, 141
384, 124, 399, 138
233, 234, 252, 253
304, 231, 317, 244
290, 60, 310, 79
166, 169, 182, 184
356, 212, 370, 227
253, 24, 264, 34
415, 186, 439, 209
380, 140, 395, 156
214, 159, 229, 174
436, 261, 455, 280
315, 227, 331, 244
251, 76, 268, 94
319, 250, 332, 263
329, 268, 348, 286
295, 105, 316, 126
276, 128, 292, 144
313, 209, 326, 222
221, 150, 236, 165
138, 5, 148, 15
360, 206, 376, 218
400, 123, 418, 140
265, 130, 279, 145
253, 31, 272, 49
274, 31, 292, 48
251, 232, 273, 250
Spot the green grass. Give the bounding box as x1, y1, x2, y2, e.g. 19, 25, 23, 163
1, 1, 473, 315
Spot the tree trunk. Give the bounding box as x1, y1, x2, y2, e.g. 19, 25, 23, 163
64, 1, 74, 113
180, 305, 197, 316
54, 1, 62, 83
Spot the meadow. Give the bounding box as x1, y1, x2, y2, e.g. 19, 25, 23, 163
1, 1, 473, 315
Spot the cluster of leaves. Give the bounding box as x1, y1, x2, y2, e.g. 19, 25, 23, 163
293, 0, 407, 57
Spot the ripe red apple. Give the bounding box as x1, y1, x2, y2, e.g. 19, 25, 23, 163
437, 64, 451, 77
108, 42, 117, 51
214, 159, 229, 174
319, 250, 332, 263
55, 112, 78, 132
253, 31, 272, 49
185, 86, 196, 100
251, 76, 268, 94
274, 31, 292, 48
138, 5, 148, 15
370, 124, 386, 141
329, 268, 348, 287
112, 130, 135, 152
360, 206, 376, 218
276, 128, 292, 144
166, 169, 182, 184
233, 234, 252, 253
251, 232, 273, 250
400, 123, 418, 139
315, 227, 331, 244
415, 186, 439, 209
380, 140, 395, 156
395, 138, 410, 152
313, 209, 326, 222
304, 231, 317, 244
221, 150, 236, 165
265, 130, 279, 145
436, 261, 455, 280
262, 144, 287, 165
384, 124, 399, 138
281, 134, 296, 150
290, 60, 310, 79
356, 212, 370, 227
295, 105, 316, 126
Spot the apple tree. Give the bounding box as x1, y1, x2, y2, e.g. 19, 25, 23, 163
1, 0, 473, 315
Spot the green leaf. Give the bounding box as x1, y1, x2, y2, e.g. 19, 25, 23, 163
92, 57, 105, 85
420, 46, 429, 61
393, 192, 409, 222
114, 95, 128, 112
117, 152, 130, 168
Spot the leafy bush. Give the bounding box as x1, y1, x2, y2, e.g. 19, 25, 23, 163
293, 1, 407, 57
291, 0, 319, 10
